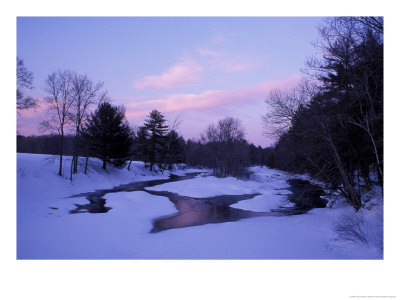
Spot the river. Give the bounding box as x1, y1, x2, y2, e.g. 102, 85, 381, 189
68, 172, 327, 232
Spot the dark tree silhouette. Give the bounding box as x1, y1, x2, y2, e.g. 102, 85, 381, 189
268, 17, 383, 210
132, 125, 150, 167
199, 117, 249, 178
164, 130, 185, 169
143, 110, 169, 171
17, 57, 37, 112
82, 102, 133, 170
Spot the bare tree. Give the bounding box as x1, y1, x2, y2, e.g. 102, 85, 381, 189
168, 115, 182, 132
201, 117, 248, 177
263, 78, 317, 139
165, 115, 183, 156
350, 17, 383, 37
17, 58, 37, 112
69, 73, 106, 178
41, 70, 74, 176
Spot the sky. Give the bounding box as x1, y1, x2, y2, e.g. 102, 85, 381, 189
17, 17, 323, 147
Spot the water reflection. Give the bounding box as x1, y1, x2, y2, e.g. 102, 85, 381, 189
147, 192, 266, 233
67, 172, 327, 233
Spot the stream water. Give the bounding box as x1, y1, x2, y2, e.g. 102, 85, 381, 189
66, 172, 327, 233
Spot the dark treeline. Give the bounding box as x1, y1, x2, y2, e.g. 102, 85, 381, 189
17, 134, 75, 156
17, 114, 272, 178
265, 17, 383, 210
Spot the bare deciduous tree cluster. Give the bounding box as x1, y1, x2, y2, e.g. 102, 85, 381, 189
40, 70, 107, 178
196, 117, 250, 177
263, 78, 318, 138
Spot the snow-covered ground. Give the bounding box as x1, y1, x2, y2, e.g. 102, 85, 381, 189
146, 168, 295, 212
17, 153, 383, 259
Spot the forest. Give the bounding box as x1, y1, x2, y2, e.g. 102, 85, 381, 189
17, 17, 383, 211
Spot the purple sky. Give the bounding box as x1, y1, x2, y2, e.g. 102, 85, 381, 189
17, 17, 322, 147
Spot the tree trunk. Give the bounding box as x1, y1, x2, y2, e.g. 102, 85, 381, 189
58, 129, 64, 176
85, 156, 89, 174
327, 138, 362, 210
69, 155, 74, 181
366, 127, 383, 187
84, 137, 90, 175
348, 118, 383, 188
73, 127, 80, 174
102, 159, 106, 170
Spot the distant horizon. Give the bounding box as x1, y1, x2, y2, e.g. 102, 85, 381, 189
17, 17, 323, 147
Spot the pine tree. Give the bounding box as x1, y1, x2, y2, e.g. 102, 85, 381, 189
143, 110, 169, 171
82, 102, 133, 170
135, 125, 150, 166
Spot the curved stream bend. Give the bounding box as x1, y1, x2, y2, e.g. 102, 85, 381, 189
66, 173, 327, 232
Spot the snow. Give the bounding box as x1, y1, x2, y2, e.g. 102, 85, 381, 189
146, 168, 294, 212
18, 191, 178, 259
231, 192, 295, 212
147, 175, 288, 197
17, 153, 383, 259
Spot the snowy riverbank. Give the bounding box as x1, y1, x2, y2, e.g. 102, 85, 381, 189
17, 153, 383, 259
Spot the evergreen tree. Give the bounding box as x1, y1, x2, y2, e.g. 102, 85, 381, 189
83, 102, 133, 170
135, 125, 150, 165
143, 110, 169, 171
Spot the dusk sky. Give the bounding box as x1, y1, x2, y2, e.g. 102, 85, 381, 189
17, 17, 323, 147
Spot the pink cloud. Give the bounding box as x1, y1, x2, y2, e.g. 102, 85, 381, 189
133, 58, 203, 90
125, 74, 302, 119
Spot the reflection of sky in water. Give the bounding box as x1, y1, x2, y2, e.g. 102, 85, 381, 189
150, 193, 264, 233
67, 173, 325, 233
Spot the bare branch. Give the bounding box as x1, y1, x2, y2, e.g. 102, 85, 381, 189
169, 115, 183, 132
